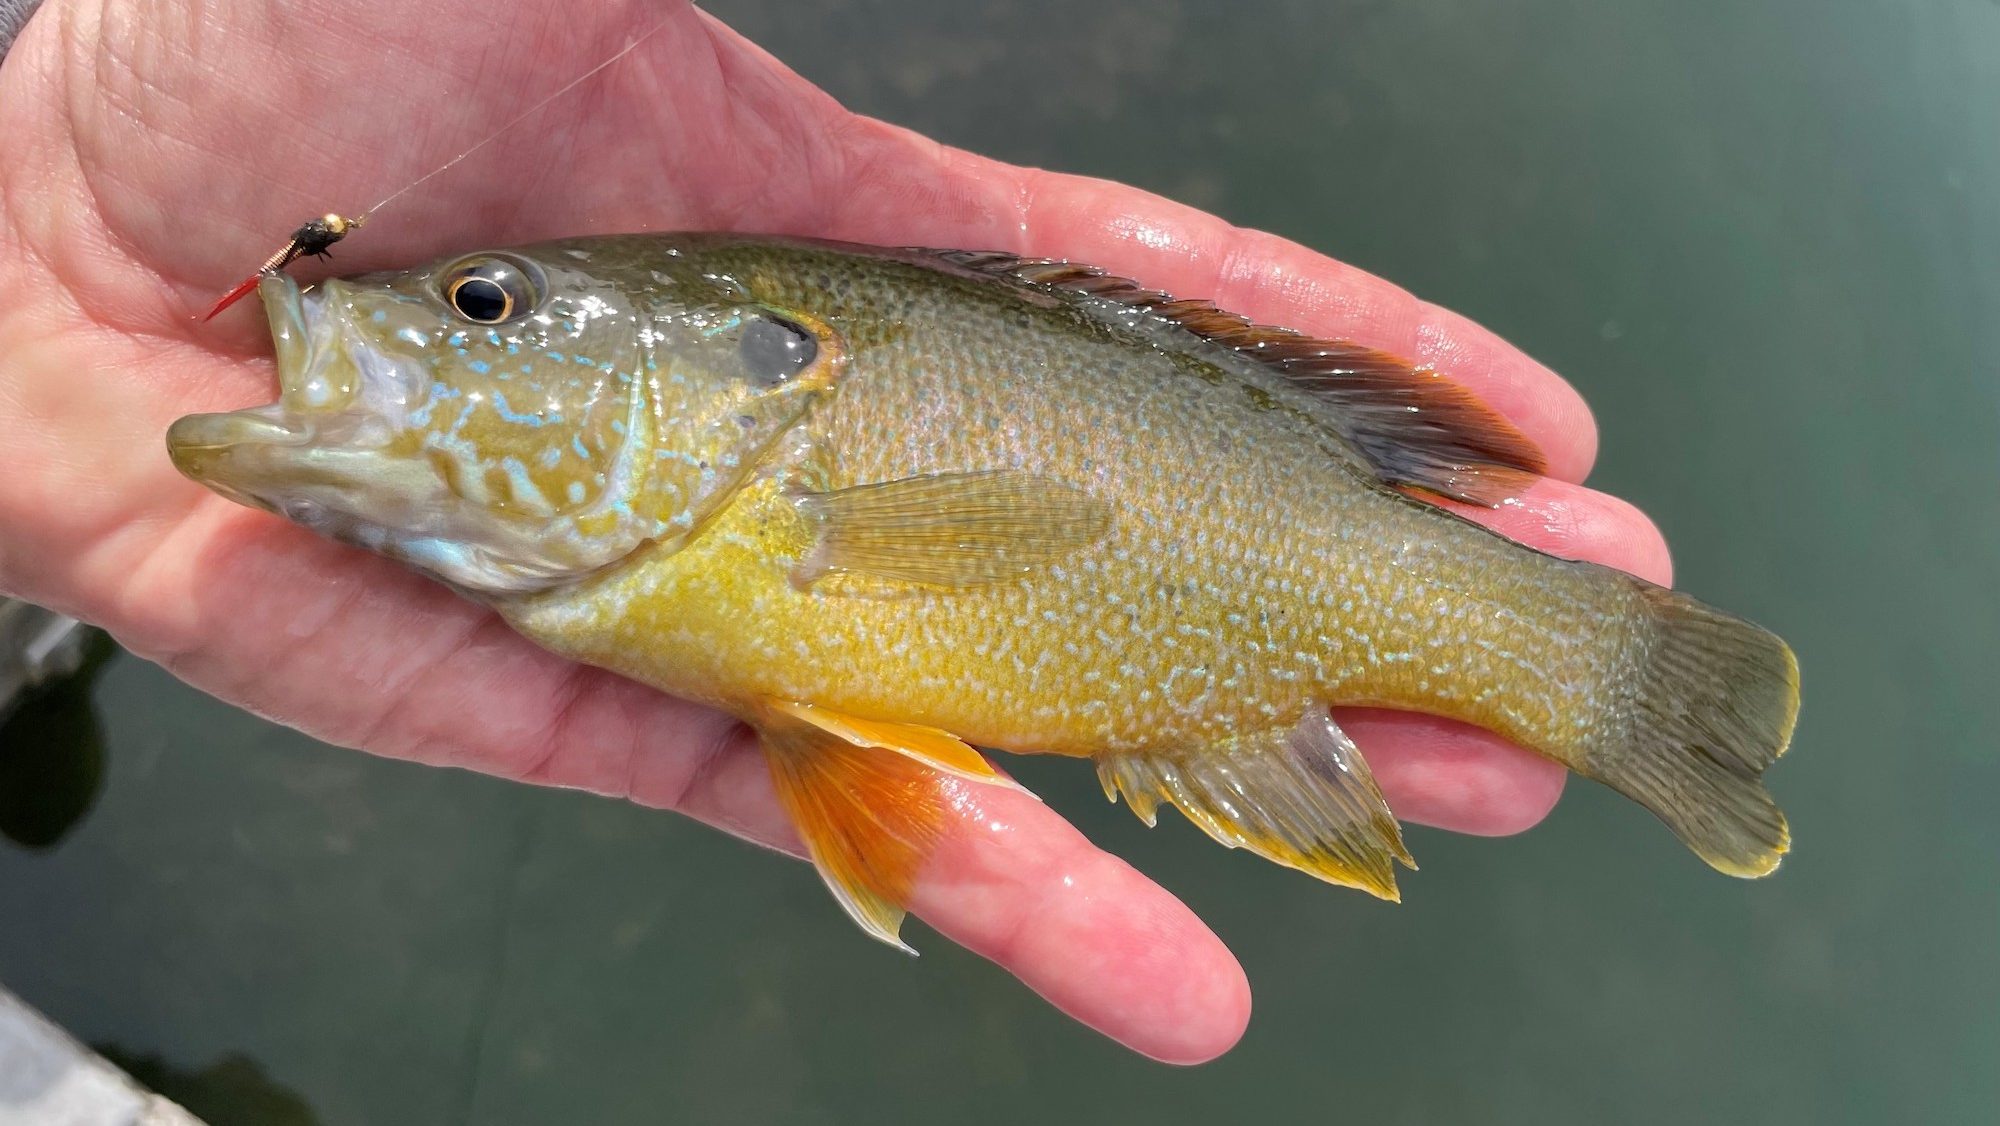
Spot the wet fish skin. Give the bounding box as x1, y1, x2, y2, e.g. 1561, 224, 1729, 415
168, 234, 1798, 946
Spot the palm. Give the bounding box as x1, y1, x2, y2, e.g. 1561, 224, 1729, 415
0, 0, 1671, 1061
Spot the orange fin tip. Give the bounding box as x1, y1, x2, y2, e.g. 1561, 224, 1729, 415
766, 699, 1032, 797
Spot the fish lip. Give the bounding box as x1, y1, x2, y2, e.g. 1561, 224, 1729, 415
260, 272, 311, 388
164, 409, 308, 516
164, 409, 302, 455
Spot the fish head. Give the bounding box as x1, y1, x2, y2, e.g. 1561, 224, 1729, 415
168, 241, 841, 594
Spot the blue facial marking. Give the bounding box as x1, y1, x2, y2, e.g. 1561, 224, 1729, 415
491, 391, 556, 427
500, 458, 544, 507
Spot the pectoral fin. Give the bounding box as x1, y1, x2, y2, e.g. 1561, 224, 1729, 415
1097, 710, 1414, 899
756, 701, 1024, 951
795, 469, 1112, 587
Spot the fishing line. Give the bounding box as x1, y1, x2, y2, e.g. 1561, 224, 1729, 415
201, 11, 674, 320
359, 15, 673, 219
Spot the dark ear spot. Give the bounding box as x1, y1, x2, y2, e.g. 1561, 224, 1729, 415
738, 315, 817, 384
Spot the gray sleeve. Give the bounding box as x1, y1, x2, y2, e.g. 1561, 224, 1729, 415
0, 0, 44, 62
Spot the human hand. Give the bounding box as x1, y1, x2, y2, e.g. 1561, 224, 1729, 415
0, 0, 1671, 1062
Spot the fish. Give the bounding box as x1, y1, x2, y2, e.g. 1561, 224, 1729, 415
167, 234, 1800, 948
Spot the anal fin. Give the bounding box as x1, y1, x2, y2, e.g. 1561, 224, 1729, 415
1097, 710, 1414, 900
757, 701, 1024, 951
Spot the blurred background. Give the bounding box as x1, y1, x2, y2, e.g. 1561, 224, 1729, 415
3, 1, 1995, 1122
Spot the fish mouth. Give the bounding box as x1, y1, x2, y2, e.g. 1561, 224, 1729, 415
164, 403, 399, 522
167, 273, 410, 516
268, 271, 364, 413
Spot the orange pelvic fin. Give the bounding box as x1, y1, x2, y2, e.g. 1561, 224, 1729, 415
758, 701, 1026, 950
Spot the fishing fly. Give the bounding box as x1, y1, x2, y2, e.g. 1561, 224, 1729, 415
195, 15, 672, 323
199, 213, 363, 321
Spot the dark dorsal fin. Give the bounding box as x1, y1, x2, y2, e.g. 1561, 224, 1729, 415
928, 250, 1546, 505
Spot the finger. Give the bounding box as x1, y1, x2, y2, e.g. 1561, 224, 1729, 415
669, 731, 1252, 1065
695, 80, 1600, 482
1340, 709, 1566, 836
1438, 477, 1675, 585
914, 788, 1251, 1065
693, 5, 1597, 475
824, 138, 1597, 482
1017, 178, 1602, 485
112, 504, 1248, 1062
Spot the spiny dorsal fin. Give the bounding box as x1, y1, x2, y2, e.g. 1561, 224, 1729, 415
927, 250, 1546, 505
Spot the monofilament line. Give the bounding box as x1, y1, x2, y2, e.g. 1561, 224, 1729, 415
358, 15, 675, 220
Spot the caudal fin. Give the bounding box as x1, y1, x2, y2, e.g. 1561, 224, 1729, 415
1583, 584, 1800, 877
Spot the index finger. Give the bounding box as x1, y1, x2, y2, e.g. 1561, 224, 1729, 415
665, 730, 1253, 1065
819, 145, 1599, 483
679, 31, 1603, 488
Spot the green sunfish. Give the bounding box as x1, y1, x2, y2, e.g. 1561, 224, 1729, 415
167, 235, 1800, 948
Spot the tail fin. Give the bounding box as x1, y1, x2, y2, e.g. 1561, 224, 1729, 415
1582, 584, 1800, 877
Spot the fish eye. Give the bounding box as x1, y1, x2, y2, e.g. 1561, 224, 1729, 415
739, 315, 817, 384
443, 257, 539, 324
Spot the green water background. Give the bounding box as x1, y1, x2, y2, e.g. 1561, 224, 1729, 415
3, 1, 1995, 1122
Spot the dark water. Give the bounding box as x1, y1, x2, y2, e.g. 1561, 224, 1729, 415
4, 2, 1995, 1122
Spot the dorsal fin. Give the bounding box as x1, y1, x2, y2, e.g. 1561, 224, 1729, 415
927, 250, 1546, 505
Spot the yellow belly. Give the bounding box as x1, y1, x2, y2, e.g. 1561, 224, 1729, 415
499, 471, 1632, 763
